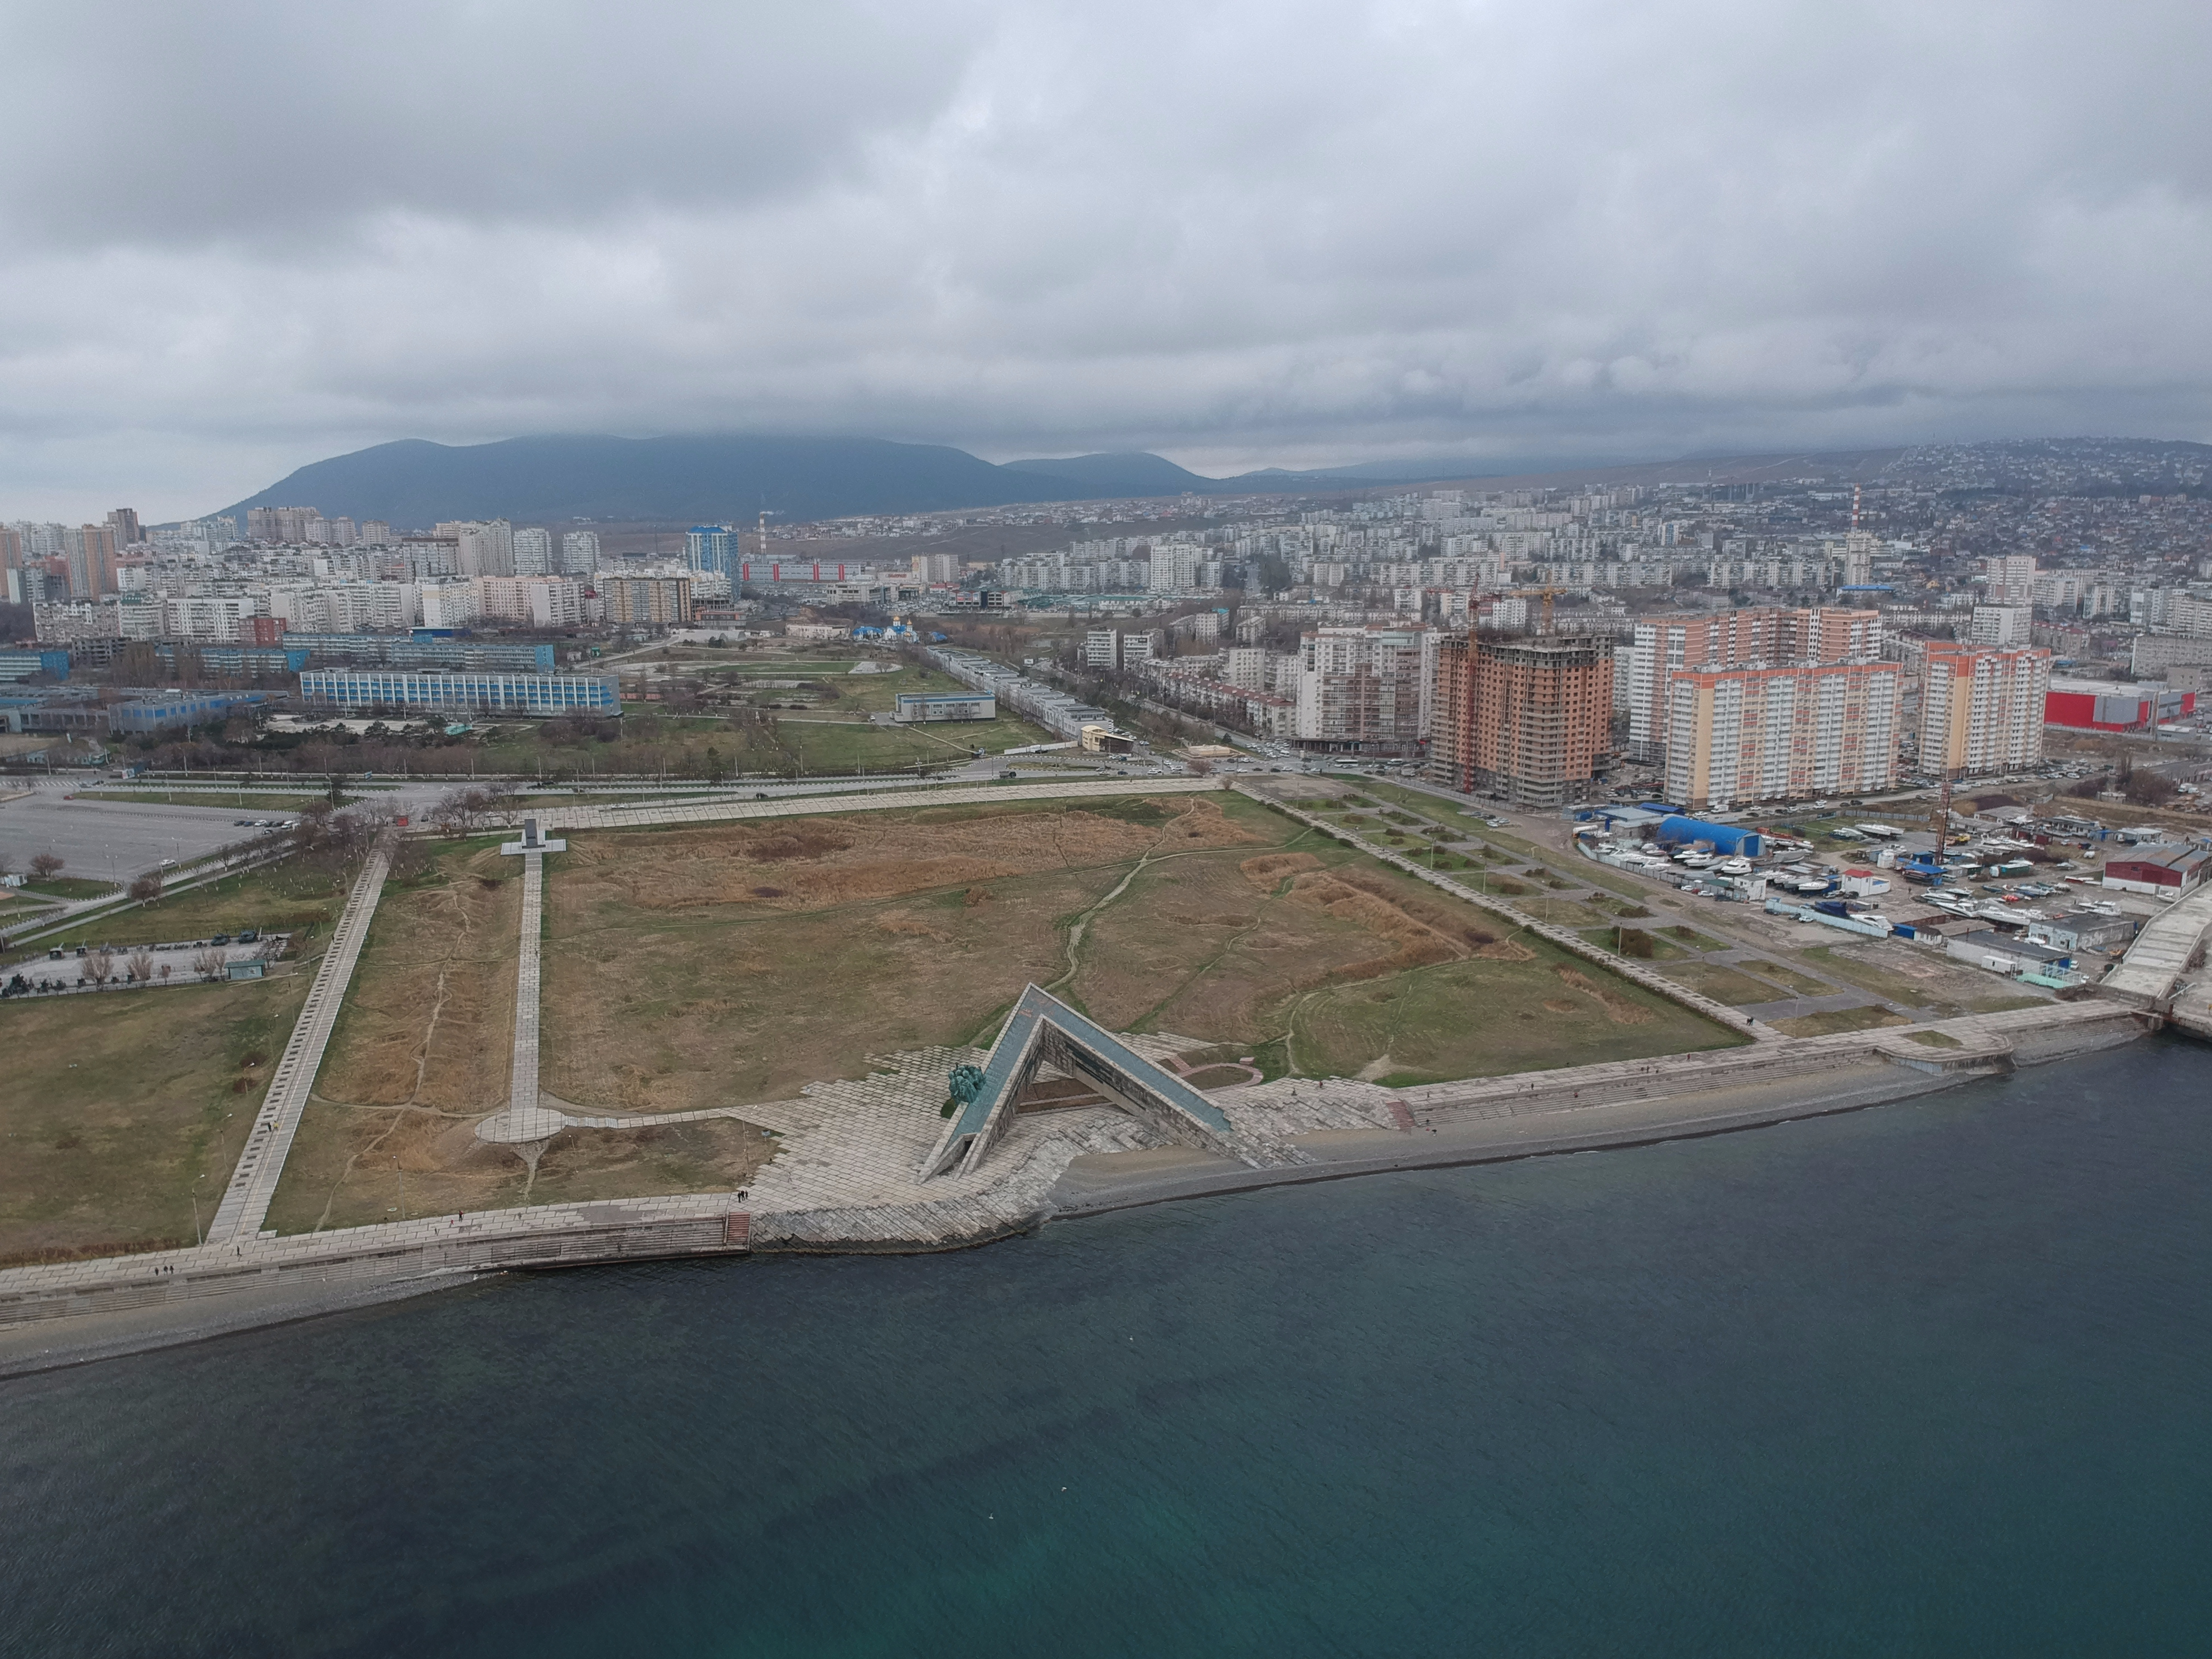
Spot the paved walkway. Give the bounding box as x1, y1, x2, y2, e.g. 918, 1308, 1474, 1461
508, 850, 544, 1110
207, 833, 395, 1243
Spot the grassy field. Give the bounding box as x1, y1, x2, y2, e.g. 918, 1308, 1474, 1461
6, 859, 349, 958
23, 877, 118, 901
531, 791, 1743, 1114
1800, 942, 2049, 1018
1657, 961, 1801, 1006
313, 839, 522, 1115
264, 1106, 772, 1234
1769, 1005, 1913, 1038
0, 976, 311, 1263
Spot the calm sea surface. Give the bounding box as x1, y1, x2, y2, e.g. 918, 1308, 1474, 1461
4, 1039, 2210, 1657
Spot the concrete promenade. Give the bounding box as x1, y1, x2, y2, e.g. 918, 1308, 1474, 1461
507, 850, 545, 1110
1231, 785, 1778, 1041
205, 833, 395, 1243
2100, 882, 2212, 1011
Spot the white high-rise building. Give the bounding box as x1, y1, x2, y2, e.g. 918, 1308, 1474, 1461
438, 520, 516, 578
1970, 604, 2032, 646
559, 530, 600, 575
1292, 624, 1433, 753
513, 527, 554, 576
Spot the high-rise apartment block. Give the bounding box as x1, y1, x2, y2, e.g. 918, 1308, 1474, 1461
1622, 606, 1883, 761
1663, 662, 1901, 810
105, 507, 142, 546
686, 526, 738, 579
246, 506, 319, 543
437, 520, 516, 578
1917, 643, 2051, 776
559, 530, 600, 575
1983, 555, 2038, 607
601, 574, 692, 627
65, 524, 118, 599
1293, 624, 1434, 754
1970, 604, 2032, 646
512, 527, 554, 575
1430, 633, 1614, 806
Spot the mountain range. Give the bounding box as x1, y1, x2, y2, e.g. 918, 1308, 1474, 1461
210, 434, 1595, 529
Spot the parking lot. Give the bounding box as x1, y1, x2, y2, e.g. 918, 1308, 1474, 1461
0, 793, 261, 884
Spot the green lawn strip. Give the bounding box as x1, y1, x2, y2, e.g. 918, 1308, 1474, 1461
1579, 925, 1689, 961
11, 860, 347, 955
1656, 961, 1808, 1006
1769, 1005, 1913, 1038
0, 974, 312, 1263
22, 877, 120, 901
1797, 945, 1957, 1013
1732, 959, 1833, 996
1658, 925, 1730, 953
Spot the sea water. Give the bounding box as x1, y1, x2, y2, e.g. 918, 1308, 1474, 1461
4, 1038, 2209, 1657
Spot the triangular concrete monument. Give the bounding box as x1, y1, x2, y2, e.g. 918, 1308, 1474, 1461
919, 984, 1241, 1180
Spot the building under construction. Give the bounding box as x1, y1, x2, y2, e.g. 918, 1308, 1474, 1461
1430, 633, 1615, 807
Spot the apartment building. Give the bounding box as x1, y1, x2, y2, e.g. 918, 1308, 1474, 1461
1918, 643, 2052, 776
477, 576, 585, 629
1430, 633, 1614, 806
600, 574, 692, 627
1622, 606, 1883, 760
1983, 554, 2038, 607
1663, 661, 1901, 810
436, 520, 516, 578
559, 530, 600, 575
1293, 624, 1434, 754
1971, 604, 2033, 646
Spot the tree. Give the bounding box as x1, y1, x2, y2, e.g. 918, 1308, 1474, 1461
128, 949, 154, 983
28, 853, 63, 881
85, 948, 115, 986
2124, 770, 2179, 807
128, 873, 163, 903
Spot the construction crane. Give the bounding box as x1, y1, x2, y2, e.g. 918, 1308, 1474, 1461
1505, 585, 1568, 633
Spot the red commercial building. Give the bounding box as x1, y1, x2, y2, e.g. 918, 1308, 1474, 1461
2045, 678, 2196, 731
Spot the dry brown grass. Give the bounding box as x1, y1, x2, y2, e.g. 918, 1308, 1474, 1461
539, 800, 1262, 1112
1238, 851, 1323, 888
556, 795, 1257, 915
314, 845, 521, 1112
264, 1100, 774, 1234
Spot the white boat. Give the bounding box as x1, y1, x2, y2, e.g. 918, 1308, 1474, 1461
1714, 857, 1752, 876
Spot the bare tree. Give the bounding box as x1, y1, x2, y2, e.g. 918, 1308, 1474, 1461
85, 948, 115, 985
158, 962, 172, 982
28, 853, 64, 881
192, 949, 226, 980
128, 949, 155, 983
128, 872, 163, 903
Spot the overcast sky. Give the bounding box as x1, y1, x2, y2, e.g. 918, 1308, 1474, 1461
3, 0, 2210, 518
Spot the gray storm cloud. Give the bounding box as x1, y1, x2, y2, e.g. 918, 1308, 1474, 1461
1, 0, 2208, 516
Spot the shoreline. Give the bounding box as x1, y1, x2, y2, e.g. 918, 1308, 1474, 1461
0, 1001, 2159, 1380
